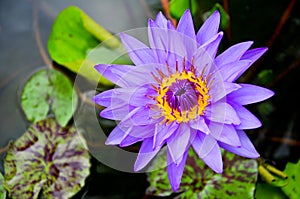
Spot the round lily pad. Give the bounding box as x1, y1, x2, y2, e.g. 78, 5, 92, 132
0, 173, 6, 199
4, 118, 90, 199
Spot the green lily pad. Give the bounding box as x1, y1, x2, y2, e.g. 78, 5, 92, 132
20, 68, 77, 127
255, 183, 287, 199
48, 6, 129, 85
170, 0, 197, 20
147, 149, 258, 198
281, 160, 300, 199
4, 118, 91, 199
0, 173, 6, 199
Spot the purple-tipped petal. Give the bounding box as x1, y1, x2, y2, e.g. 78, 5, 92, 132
129, 84, 157, 106
119, 124, 155, 147
219, 130, 260, 158
95, 64, 134, 87
153, 122, 179, 150
177, 9, 196, 40
120, 134, 142, 147
105, 125, 131, 145
148, 19, 168, 64
205, 102, 241, 125
100, 103, 133, 120
230, 103, 262, 130
201, 142, 223, 173
121, 106, 156, 126
228, 84, 274, 105
120, 33, 156, 66
241, 47, 268, 62
217, 60, 253, 82
134, 137, 161, 171
167, 149, 188, 192
167, 124, 190, 164
154, 11, 168, 28
196, 11, 220, 45
215, 41, 253, 67
192, 133, 217, 158
210, 81, 241, 103
209, 122, 241, 147
189, 117, 210, 134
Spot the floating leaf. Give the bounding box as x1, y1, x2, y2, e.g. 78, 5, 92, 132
4, 118, 90, 199
170, 0, 197, 20
20, 68, 77, 127
48, 6, 130, 85
255, 183, 287, 199
147, 149, 258, 198
0, 173, 6, 199
281, 160, 300, 199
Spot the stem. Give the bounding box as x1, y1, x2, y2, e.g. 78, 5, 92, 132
33, 0, 53, 69
242, 0, 295, 82
160, 0, 177, 27
223, 0, 232, 41
81, 11, 122, 49
267, 54, 300, 88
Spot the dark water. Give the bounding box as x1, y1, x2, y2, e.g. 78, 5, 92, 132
1, 0, 300, 198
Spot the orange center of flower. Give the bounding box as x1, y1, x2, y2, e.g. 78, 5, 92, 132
153, 64, 210, 124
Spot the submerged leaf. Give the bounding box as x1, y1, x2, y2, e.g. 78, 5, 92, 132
20, 68, 77, 127
4, 119, 90, 199
147, 149, 258, 198
0, 173, 6, 199
48, 6, 129, 85
282, 160, 300, 199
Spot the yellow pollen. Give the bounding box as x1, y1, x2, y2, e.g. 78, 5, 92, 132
154, 69, 210, 124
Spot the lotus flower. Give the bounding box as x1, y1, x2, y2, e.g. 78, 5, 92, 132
93, 10, 274, 191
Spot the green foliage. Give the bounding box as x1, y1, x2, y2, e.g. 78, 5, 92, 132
20, 68, 77, 127
257, 69, 273, 85
4, 119, 91, 199
255, 183, 287, 199
0, 173, 6, 199
147, 149, 258, 198
47, 6, 130, 85
209, 3, 230, 30
281, 160, 300, 199
170, 0, 197, 20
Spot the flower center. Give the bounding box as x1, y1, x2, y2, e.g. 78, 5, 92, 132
154, 65, 210, 124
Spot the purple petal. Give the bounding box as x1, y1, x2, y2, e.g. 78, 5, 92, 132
177, 10, 196, 40
100, 103, 133, 120
193, 32, 223, 74
121, 106, 157, 126
167, 149, 188, 191
134, 137, 161, 171
120, 33, 156, 66
241, 47, 268, 62
209, 122, 241, 147
105, 125, 131, 145
196, 11, 220, 45
205, 102, 241, 125
189, 117, 210, 134
215, 41, 253, 67
129, 84, 157, 106
119, 134, 142, 147
167, 124, 190, 164
219, 130, 260, 158
228, 84, 274, 105
201, 142, 223, 173
217, 60, 252, 82
153, 122, 179, 150
94, 64, 134, 87
210, 81, 241, 103
93, 88, 135, 107
231, 103, 262, 130
155, 11, 168, 28
192, 133, 217, 158
148, 19, 168, 64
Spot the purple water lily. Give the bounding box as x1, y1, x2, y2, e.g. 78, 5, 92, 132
93, 10, 274, 191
